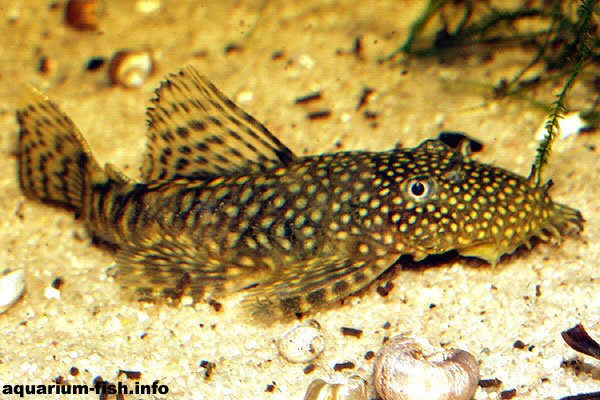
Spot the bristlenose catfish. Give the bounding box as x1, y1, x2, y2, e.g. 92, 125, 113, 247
16, 66, 584, 317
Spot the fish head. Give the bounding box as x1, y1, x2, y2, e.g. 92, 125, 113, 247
388, 139, 583, 265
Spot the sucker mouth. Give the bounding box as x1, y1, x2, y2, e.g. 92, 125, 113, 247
519, 201, 584, 256
550, 202, 585, 235
451, 200, 584, 267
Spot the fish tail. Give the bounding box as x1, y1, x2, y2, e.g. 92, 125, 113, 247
16, 87, 102, 212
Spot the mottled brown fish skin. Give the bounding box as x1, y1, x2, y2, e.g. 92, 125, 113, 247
16, 67, 584, 319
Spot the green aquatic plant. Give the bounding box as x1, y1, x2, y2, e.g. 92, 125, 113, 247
386, 0, 600, 183
535, 0, 596, 185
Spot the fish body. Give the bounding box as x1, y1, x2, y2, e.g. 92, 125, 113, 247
16, 66, 583, 317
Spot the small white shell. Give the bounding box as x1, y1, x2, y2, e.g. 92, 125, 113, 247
373, 335, 479, 400
108, 50, 154, 88
304, 375, 367, 400
0, 267, 26, 315
278, 319, 325, 363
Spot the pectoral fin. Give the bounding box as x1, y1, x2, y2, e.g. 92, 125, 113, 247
244, 254, 400, 319
117, 229, 266, 301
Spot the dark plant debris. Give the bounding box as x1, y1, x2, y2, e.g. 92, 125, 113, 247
51, 277, 64, 290
559, 392, 600, 400
224, 43, 244, 55
479, 378, 502, 388
200, 360, 216, 381
208, 298, 223, 312
562, 324, 600, 360
87, 57, 105, 71
118, 370, 141, 380
333, 361, 356, 372
303, 364, 316, 374
356, 87, 375, 111
295, 91, 322, 104
341, 327, 363, 339
558, 324, 600, 399
265, 382, 276, 392
501, 388, 517, 400
307, 110, 332, 120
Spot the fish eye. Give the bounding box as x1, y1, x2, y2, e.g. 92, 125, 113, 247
404, 178, 434, 200
411, 181, 425, 196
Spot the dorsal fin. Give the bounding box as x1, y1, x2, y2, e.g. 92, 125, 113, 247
142, 66, 297, 183
105, 163, 133, 184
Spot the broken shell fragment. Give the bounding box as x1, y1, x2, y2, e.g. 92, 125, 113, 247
278, 319, 325, 363
304, 375, 367, 400
108, 50, 155, 88
0, 267, 26, 315
373, 335, 479, 400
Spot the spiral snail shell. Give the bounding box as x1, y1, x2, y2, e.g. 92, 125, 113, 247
373, 335, 479, 400
304, 375, 367, 400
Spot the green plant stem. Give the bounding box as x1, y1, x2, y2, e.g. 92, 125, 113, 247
534, 0, 595, 185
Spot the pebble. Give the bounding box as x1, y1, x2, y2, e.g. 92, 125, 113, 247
38, 56, 58, 75
44, 286, 61, 300
236, 90, 254, 104
65, 0, 103, 31
108, 50, 155, 88
135, 0, 161, 14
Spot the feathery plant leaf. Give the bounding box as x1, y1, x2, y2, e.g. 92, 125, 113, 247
534, 0, 596, 185
382, 0, 451, 62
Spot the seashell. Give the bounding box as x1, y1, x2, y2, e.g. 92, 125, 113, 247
278, 319, 325, 363
304, 375, 367, 400
373, 335, 479, 400
65, 0, 103, 31
0, 267, 26, 315
108, 50, 155, 89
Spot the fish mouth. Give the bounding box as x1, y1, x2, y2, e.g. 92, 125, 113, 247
517, 201, 584, 252
548, 202, 585, 235
456, 201, 584, 266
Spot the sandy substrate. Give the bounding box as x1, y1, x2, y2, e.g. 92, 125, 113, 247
1, 1, 599, 399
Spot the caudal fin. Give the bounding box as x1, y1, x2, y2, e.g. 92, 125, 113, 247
16, 88, 101, 211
